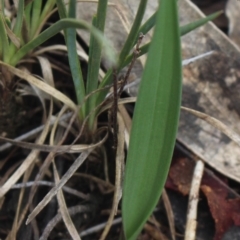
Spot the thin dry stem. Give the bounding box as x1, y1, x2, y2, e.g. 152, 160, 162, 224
184, 160, 204, 240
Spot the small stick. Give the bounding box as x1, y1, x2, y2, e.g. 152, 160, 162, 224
118, 33, 144, 97
111, 33, 144, 149
184, 160, 204, 240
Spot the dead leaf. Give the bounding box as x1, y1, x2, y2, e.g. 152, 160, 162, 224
168, 158, 195, 196
201, 185, 240, 240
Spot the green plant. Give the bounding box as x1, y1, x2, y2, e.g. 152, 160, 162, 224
122, 0, 181, 238
0, 0, 222, 238
53, 0, 221, 238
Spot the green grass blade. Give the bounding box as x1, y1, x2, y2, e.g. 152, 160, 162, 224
96, 6, 218, 112
180, 10, 222, 36
4, 0, 24, 62
86, 0, 108, 129
12, 0, 24, 37
56, 0, 67, 19
66, 0, 85, 114
95, 69, 113, 105
24, 2, 32, 38
0, 14, 9, 60
118, 0, 147, 68
122, 0, 182, 239
95, 0, 148, 113
30, 0, 42, 39
39, 0, 56, 24
131, 11, 157, 47
122, 10, 223, 69
0, 0, 4, 16
56, 0, 67, 41
9, 18, 116, 66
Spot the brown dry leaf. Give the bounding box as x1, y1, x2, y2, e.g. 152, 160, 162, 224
201, 185, 240, 240
168, 158, 195, 196
0, 132, 108, 153
177, 0, 240, 183
26, 149, 93, 225
165, 157, 240, 240
0, 101, 53, 198
162, 189, 176, 240
53, 162, 81, 240
0, 61, 77, 110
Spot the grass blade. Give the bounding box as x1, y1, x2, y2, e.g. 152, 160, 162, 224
12, 0, 24, 37
131, 11, 157, 47
9, 18, 116, 68
122, 11, 223, 68
180, 10, 222, 36
30, 0, 42, 39
122, 0, 182, 239
86, 0, 108, 129
0, 13, 9, 60
65, 0, 85, 115
39, 0, 56, 27
118, 0, 147, 68
56, 0, 67, 19
5, 0, 24, 62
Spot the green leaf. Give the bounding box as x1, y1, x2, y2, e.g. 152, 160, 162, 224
39, 0, 56, 27
30, 0, 42, 39
122, 0, 182, 239
86, 0, 108, 129
0, 13, 9, 60
180, 10, 222, 36
9, 18, 116, 68
131, 11, 157, 47
94, 0, 147, 112
12, 0, 24, 37
65, 0, 85, 115
118, 0, 147, 69
122, 10, 223, 69
56, 0, 67, 19
5, 0, 24, 62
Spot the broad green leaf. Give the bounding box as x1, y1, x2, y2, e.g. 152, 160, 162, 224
122, 0, 182, 239
95, 9, 220, 111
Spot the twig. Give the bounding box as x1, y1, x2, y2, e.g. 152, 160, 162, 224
26, 150, 93, 225
11, 181, 89, 199
162, 189, 176, 240
118, 32, 144, 97
184, 160, 204, 240
99, 113, 125, 240
39, 205, 92, 240
80, 217, 122, 237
